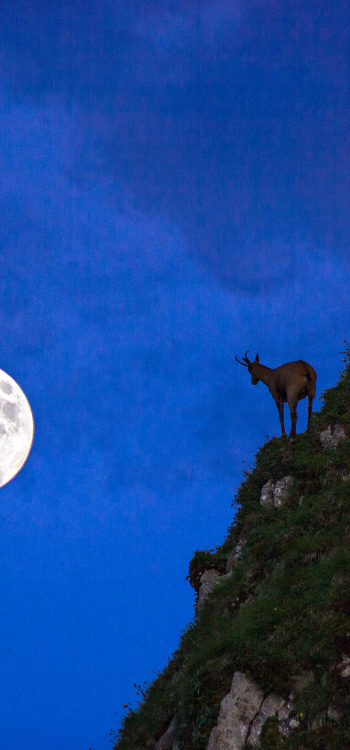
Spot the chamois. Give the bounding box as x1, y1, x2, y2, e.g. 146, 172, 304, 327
235, 351, 317, 439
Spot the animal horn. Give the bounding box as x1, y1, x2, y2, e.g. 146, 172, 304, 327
235, 354, 249, 367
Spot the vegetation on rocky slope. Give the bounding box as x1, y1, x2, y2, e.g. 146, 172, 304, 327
113, 345, 350, 750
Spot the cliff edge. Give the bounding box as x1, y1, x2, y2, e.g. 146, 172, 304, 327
113, 346, 350, 750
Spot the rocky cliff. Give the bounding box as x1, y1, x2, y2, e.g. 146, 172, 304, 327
113, 347, 350, 750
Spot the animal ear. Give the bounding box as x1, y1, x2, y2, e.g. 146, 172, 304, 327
255, 353, 259, 362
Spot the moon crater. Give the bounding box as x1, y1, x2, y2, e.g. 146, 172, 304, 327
0, 370, 34, 487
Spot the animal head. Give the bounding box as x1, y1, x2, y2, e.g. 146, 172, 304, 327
235, 350, 260, 384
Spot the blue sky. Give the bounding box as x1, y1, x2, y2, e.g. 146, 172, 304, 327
0, 1, 350, 748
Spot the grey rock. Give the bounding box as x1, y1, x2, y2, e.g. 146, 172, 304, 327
226, 540, 246, 572
273, 476, 294, 506
276, 711, 289, 727
337, 656, 350, 678
197, 570, 221, 610
246, 693, 288, 747
284, 717, 300, 731
319, 423, 347, 449
155, 718, 176, 750
260, 477, 294, 509
260, 479, 275, 508
205, 672, 297, 749
277, 697, 294, 722
206, 672, 264, 750
196, 569, 234, 612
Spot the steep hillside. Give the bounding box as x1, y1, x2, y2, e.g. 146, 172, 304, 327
113, 346, 350, 750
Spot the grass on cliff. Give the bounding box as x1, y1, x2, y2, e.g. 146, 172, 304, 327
113, 344, 350, 750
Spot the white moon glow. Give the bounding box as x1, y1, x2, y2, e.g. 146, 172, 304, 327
0, 369, 34, 487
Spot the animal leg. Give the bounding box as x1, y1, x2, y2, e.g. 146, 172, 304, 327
276, 397, 286, 436
287, 396, 298, 439
306, 393, 314, 430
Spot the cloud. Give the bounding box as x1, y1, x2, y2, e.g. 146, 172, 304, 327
136, 0, 242, 52
1, 0, 349, 294
0, 90, 349, 531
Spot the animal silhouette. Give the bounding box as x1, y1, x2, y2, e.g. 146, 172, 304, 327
235, 351, 317, 439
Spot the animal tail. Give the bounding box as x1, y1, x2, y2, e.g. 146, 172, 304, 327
300, 361, 313, 382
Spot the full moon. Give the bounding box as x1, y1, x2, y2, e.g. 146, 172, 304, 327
0, 369, 34, 488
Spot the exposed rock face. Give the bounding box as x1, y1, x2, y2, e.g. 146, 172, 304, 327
337, 655, 350, 679
259, 479, 274, 508
206, 672, 294, 749
197, 570, 221, 610
273, 476, 294, 507
246, 692, 290, 746
260, 476, 294, 508
197, 569, 233, 611
319, 423, 347, 449
206, 672, 263, 750
226, 539, 246, 571
154, 717, 176, 750
154, 674, 298, 750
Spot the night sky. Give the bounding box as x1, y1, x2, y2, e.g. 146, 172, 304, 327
1, 2, 350, 748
